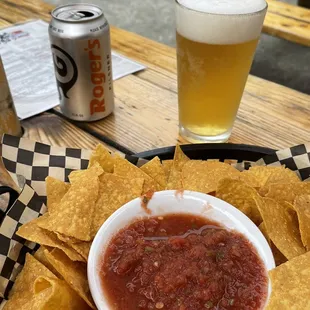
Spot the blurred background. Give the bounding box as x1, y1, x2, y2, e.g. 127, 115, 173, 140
46, 0, 310, 94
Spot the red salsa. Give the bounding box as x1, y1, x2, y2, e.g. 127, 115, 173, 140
101, 214, 268, 310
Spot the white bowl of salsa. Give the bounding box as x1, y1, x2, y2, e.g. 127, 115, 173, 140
88, 190, 275, 310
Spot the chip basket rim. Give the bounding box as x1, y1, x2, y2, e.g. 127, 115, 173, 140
134, 143, 276, 161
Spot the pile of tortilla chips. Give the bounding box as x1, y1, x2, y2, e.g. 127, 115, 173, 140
4, 144, 310, 309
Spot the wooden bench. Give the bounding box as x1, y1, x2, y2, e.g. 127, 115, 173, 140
264, 0, 310, 46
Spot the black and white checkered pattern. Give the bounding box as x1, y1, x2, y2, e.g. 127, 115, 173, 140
0, 134, 94, 305
256, 143, 310, 181
0, 184, 45, 303
2, 135, 92, 197
0, 134, 130, 306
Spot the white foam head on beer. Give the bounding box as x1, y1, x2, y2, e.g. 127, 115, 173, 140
176, 0, 267, 45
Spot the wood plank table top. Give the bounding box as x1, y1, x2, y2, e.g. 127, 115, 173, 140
264, 0, 310, 46
0, 0, 310, 159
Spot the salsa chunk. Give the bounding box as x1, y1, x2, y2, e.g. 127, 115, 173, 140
101, 214, 268, 310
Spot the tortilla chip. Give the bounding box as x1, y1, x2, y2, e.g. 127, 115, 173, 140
140, 156, 167, 189
17, 216, 85, 262
9, 254, 56, 298
216, 178, 262, 224
267, 251, 310, 309
264, 182, 310, 204
69, 242, 92, 262
258, 223, 287, 265
242, 166, 287, 187
238, 172, 261, 188
271, 242, 288, 266
265, 168, 301, 185
88, 144, 114, 173
33, 276, 90, 310
56, 234, 91, 261
68, 161, 103, 184
4, 254, 57, 310
173, 144, 189, 170
36, 165, 102, 241
44, 248, 95, 309
254, 196, 305, 260
114, 155, 160, 193
162, 160, 173, 179
91, 174, 144, 236
3, 294, 33, 310
34, 246, 51, 261
56, 233, 80, 244
166, 169, 183, 190
34, 247, 60, 277
183, 161, 240, 194
259, 222, 270, 244
259, 185, 271, 197
3, 294, 30, 310
165, 145, 189, 190
46, 177, 70, 214
294, 195, 310, 251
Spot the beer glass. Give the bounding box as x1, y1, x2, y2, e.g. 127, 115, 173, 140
176, 0, 267, 143
0, 56, 22, 137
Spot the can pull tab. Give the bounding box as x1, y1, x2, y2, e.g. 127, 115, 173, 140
70, 10, 94, 20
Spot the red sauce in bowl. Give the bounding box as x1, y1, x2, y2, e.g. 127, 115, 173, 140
100, 214, 268, 310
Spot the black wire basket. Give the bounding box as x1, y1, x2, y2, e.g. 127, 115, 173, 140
135, 143, 276, 162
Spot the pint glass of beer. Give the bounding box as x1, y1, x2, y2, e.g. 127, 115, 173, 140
176, 0, 267, 143
0, 56, 22, 137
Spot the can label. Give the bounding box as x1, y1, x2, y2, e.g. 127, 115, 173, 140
86, 38, 106, 115
51, 44, 78, 99
50, 26, 114, 121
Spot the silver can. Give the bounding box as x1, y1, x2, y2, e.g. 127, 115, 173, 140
49, 4, 114, 121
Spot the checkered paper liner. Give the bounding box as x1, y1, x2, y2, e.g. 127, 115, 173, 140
0, 134, 146, 305
256, 144, 310, 181
0, 134, 310, 306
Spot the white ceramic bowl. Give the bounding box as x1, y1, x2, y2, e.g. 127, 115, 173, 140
88, 190, 275, 310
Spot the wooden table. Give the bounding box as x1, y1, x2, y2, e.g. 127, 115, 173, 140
264, 0, 310, 46
1, 0, 310, 177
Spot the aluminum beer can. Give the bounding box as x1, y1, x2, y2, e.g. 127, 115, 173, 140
49, 4, 114, 121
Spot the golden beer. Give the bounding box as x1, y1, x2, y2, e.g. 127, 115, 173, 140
176, 0, 267, 142
0, 57, 21, 136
